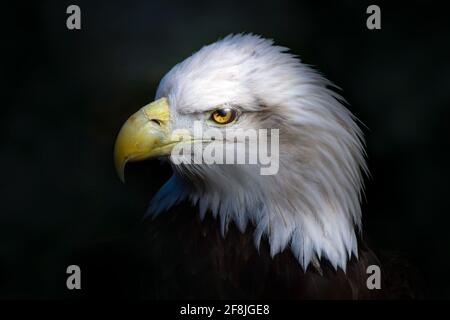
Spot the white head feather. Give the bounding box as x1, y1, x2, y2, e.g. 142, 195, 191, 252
147, 34, 368, 272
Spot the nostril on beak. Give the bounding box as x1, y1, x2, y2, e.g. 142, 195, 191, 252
150, 119, 161, 126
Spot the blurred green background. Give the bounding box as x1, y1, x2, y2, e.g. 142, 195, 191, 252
2, 0, 450, 298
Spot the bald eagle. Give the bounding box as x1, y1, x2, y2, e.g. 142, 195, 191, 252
113, 34, 411, 299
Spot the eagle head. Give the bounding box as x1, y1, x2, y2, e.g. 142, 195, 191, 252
114, 34, 368, 272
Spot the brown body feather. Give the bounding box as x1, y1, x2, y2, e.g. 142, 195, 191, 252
139, 202, 389, 299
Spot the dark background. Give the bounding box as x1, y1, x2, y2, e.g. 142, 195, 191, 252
2, 0, 450, 298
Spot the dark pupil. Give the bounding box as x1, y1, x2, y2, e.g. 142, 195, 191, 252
217, 109, 230, 117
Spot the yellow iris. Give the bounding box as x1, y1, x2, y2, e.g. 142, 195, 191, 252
211, 108, 237, 124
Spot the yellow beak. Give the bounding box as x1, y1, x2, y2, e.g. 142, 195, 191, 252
114, 97, 177, 182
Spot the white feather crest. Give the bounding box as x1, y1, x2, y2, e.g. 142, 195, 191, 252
148, 34, 368, 272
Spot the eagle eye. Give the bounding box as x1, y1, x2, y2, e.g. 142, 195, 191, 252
210, 107, 237, 125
